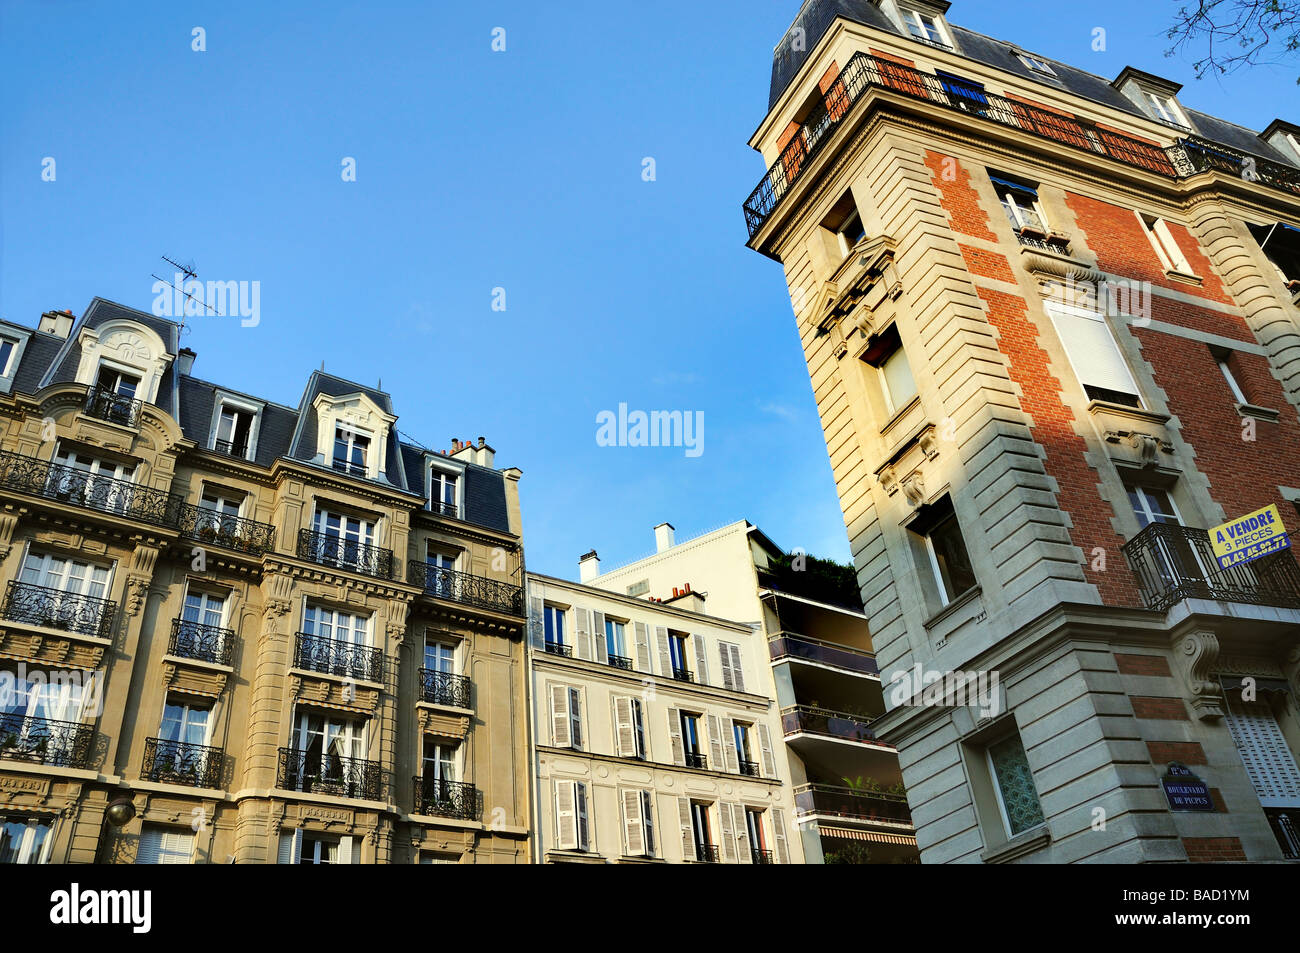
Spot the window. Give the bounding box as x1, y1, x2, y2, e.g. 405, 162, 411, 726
332, 424, 370, 476
745, 808, 769, 862
423, 738, 457, 783
550, 685, 583, 749
15, 551, 113, 637
717, 641, 746, 692
936, 71, 987, 114
734, 722, 758, 776
1139, 213, 1194, 275
287, 712, 366, 795
95, 365, 140, 399
419, 852, 460, 864
987, 734, 1046, 837
428, 467, 459, 517
1017, 52, 1056, 75
901, 6, 951, 48
0, 338, 17, 377
911, 496, 977, 606
0, 666, 87, 765
303, 603, 370, 647
19, 551, 110, 602
1127, 484, 1179, 529
424, 638, 455, 674
668, 632, 692, 681
605, 618, 630, 666
862, 324, 919, 417
614, 696, 648, 759
543, 605, 566, 653
0, 815, 52, 864
49, 446, 135, 513
555, 780, 590, 852
690, 801, 715, 860
990, 175, 1047, 235
821, 193, 867, 261
1044, 301, 1143, 408
680, 712, 705, 768
158, 698, 211, 748
213, 403, 254, 458
193, 489, 244, 544
1145, 91, 1188, 128
278, 830, 358, 864
1248, 222, 1300, 288
310, 508, 378, 572
1214, 349, 1251, 405
622, 790, 655, 857
136, 826, 194, 865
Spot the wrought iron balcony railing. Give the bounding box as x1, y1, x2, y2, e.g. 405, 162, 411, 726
278, 747, 383, 801
751, 848, 774, 864
212, 438, 248, 458
298, 529, 394, 580
768, 632, 879, 676
1169, 137, 1300, 197
1121, 522, 1300, 612
1, 581, 116, 639
169, 617, 235, 666
543, 641, 573, 658
671, 666, 695, 683
331, 458, 368, 478
0, 449, 183, 528
744, 51, 1180, 237
178, 504, 276, 556
427, 499, 459, 518
407, 561, 525, 616
794, 784, 913, 826
293, 631, 384, 682
695, 844, 720, 863
418, 669, 471, 709
781, 705, 881, 744
684, 751, 707, 769
84, 385, 142, 427
141, 738, 223, 788
1265, 808, 1300, 860
0, 712, 94, 769
412, 776, 479, 820
607, 654, 634, 671
738, 758, 761, 777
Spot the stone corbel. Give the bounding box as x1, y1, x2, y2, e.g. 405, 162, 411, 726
1174, 630, 1224, 721
0, 511, 19, 562
124, 576, 151, 617
1284, 641, 1300, 701
878, 464, 898, 498
918, 427, 940, 461
900, 473, 926, 507
1130, 432, 1161, 467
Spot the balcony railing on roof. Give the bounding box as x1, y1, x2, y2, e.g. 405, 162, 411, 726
1121, 521, 1300, 612
1169, 137, 1300, 197
407, 560, 525, 616
744, 51, 1184, 237
298, 528, 394, 580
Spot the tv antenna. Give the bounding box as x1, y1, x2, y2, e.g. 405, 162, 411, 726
152, 255, 221, 328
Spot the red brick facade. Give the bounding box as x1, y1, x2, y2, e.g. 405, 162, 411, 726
1115, 653, 1174, 677
1130, 696, 1190, 720
924, 150, 998, 241
1147, 741, 1208, 766
1182, 836, 1247, 862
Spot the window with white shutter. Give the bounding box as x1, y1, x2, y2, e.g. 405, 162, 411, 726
770, 808, 790, 864
1044, 301, 1143, 408
718, 641, 745, 692
550, 684, 572, 748
554, 780, 589, 852
1223, 692, 1300, 808
613, 696, 646, 759
0, 815, 53, 864
136, 826, 194, 865
621, 788, 655, 857
633, 621, 652, 672
692, 634, 710, 685
573, 608, 594, 661
756, 722, 777, 778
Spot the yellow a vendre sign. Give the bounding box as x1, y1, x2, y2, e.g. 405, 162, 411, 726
1209, 504, 1291, 570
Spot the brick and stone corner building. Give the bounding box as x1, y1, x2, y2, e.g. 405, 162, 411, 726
743, 0, 1300, 862
0, 298, 529, 863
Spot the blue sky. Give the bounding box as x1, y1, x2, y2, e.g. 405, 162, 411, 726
0, 0, 1293, 579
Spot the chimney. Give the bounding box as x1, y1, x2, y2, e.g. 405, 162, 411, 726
38, 309, 74, 339
475, 436, 495, 468
579, 549, 601, 583
176, 347, 196, 376
654, 522, 676, 553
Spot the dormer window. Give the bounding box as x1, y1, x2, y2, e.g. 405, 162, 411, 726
1145, 91, 1188, 129
333, 425, 370, 477
1017, 53, 1056, 76
96, 366, 139, 399
214, 404, 254, 459
0, 337, 17, 377
428, 465, 461, 518
87, 365, 143, 425
900, 5, 952, 49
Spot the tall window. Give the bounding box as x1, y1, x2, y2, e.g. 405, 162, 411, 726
991, 175, 1047, 234
423, 738, 457, 783
95, 365, 139, 399
551, 686, 583, 749
987, 733, 1046, 837
690, 801, 714, 857
745, 808, 767, 860
680, 712, 704, 767
311, 508, 377, 572
158, 698, 211, 748
177, 589, 229, 663
16, 552, 113, 636
900, 6, 951, 47
668, 633, 691, 680
424, 638, 455, 674
332, 424, 370, 476
1045, 301, 1143, 408
214, 403, 254, 458
429, 468, 459, 516
0, 815, 52, 864
862, 324, 919, 416
543, 605, 566, 652
605, 618, 629, 666
1127, 484, 1180, 528
49, 447, 135, 514
1248, 222, 1300, 288
623, 790, 655, 857
911, 497, 977, 606
555, 780, 590, 852
614, 696, 648, 759
734, 722, 757, 775
278, 830, 358, 864
1139, 213, 1194, 275
303, 604, 370, 647
1216, 350, 1250, 405
0, 338, 17, 377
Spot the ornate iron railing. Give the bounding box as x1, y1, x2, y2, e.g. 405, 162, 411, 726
695, 844, 720, 863
1, 581, 116, 639
744, 51, 1179, 236
793, 784, 913, 826
751, 848, 774, 864
738, 758, 761, 777
168, 617, 235, 666
293, 631, 384, 682
179, 503, 276, 556
781, 705, 881, 744
212, 438, 248, 458
406, 561, 525, 616
0, 449, 183, 527
141, 738, 223, 788
412, 776, 479, 820
671, 666, 695, 683
84, 385, 142, 427
607, 654, 634, 671
543, 641, 573, 658
768, 632, 879, 676
1121, 522, 1300, 612
331, 458, 368, 478
428, 499, 459, 518
0, 712, 94, 768
278, 747, 383, 801
298, 529, 394, 580
1168, 137, 1300, 196
418, 669, 471, 708
1265, 808, 1300, 860
684, 751, 708, 769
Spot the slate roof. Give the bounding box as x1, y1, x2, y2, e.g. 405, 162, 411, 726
766, 0, 1296, 166
2, 297, 514, 536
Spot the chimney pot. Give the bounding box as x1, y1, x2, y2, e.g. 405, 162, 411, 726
578, 549, 601, 584
654, 522, 676, 553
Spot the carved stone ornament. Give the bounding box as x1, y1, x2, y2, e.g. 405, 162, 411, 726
900, 473, 926, 507
1176, 630, 1224, 721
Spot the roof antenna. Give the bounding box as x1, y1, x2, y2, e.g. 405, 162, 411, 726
151, 255, 220, 329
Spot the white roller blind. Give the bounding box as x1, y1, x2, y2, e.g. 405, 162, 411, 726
1045, 301, 1140, 401
1224, 694, 1300, 808
137, 826, 194, 865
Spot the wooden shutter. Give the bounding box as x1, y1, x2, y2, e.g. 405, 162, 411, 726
622, 788, 646, 857
771, 808, 790, 864
728, 643, 746, 693
723, 718, 740, 772
277, 829, 301, 864
706, 714, 726, 772
613, 696, 636, 758
568, 687, 583, 750
139, 827, 194, 865
592, 610, 608, 664
528, 593, 545, 650
693, 634, 710, 684
718, 798, 736, 862
338, 834, 354, 865
641, 791, 656, 856
555, 780, 577, 850
718, 642, 736, 690
677, 797, 696, 861
575, 782, 590, 851
756, 723, 777, 778
666, 707, 684, 765
634, 621, 652, 672
574, 608, 593, 661
550, 684, 571, 748
733, 805, 752, 863
137, 827, 162, 865
1224, 694, 1300, 805
654, 626, 672, 677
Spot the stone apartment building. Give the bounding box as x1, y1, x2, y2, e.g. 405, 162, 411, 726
588, 520, 917, 863
0, 298, 530, 864
743, 0, 1300, 862
526, 570, 801, 862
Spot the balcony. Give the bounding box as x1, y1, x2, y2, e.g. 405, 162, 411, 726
1121, 522, 1300, 613
278, 747, 383, 801
684, 751, 707, 770
212, 437, 248, 459
412, 776, 479, 820
141, 738, 223, 788
293, 631, 384, 682
84, 385, 142, 427
543, 641, 573, 658
671, 666, 695, 683
695, 844, 720, 863
0, 449, 183, 528
418, 669, 471, 709
178, 504, 276, 557
406, 561, 525, 616
1, 581, 116, 639
169, 618, 235, 666
768, 632, 879, 677
738, 759, 761, 777
794, 784, 913, 827
1170, 136, 1300, 197
298, 529, 394, 580
0, 712, 94, 768
427, 499, 459, 519
331, 458, 368, 478
751, 848, 774, 864
782, 705, 879, 744
744, 51, 1180, 237
607, 654, 634, 671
